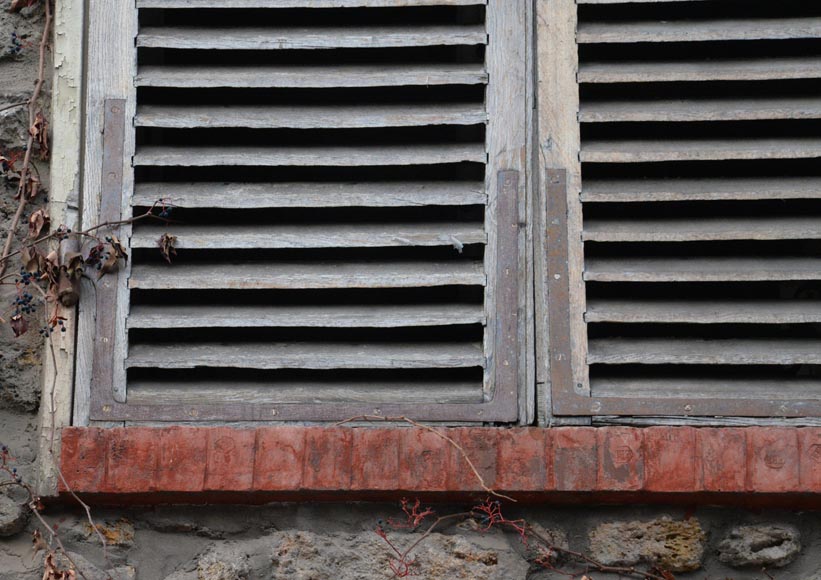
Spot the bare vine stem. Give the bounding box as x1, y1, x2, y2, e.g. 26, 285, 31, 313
0, 0, 52, 278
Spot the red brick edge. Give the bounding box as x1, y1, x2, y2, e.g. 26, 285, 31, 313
58, 426, 821, 504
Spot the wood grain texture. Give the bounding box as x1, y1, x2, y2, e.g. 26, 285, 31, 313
128, 304, 485, 329
137, 25, 487, 49
135, 144, 487, 167
589, 338, 821, 365
133, 181, 486, 208
127, 381, 483, 405
581, 177, 821, 202
585, 257, 821, 282
126, 342, 485, 369
591, 377, 821, 400
583, 217, 821, 242
579, 0, 707, 3
130, 261, 486, 289
136, 64, 489, 88
136, 104, 488, 129
586, 300, 821, 324
579, 57, 821, 83
131, 223, 486, 249
581, 139, 821, 163
138, 0, 485, 6
580, 98, 821, 123
579, 18, 821, 44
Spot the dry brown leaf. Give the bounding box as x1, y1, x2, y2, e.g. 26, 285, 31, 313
11, 313, 28, 337
30, 111, 49, 161
28, 207, 49, 239
158, 233, 177, 264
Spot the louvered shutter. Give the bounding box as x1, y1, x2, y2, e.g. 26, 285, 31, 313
546, 0, 821, 418
79, 0, 527, 423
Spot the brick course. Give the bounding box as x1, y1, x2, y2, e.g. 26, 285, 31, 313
59, 426, 821, 500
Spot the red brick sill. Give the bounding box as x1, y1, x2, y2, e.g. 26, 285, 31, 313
59, 426, 821, 506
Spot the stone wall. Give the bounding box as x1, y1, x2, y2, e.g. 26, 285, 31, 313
1, 3, 821, 580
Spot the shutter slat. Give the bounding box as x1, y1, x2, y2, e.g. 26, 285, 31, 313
591, 377, 821, 400
589, 338, 821, 365
586, 300, 821, 324
581, 177, 821, 203
585, 257, 821, 282
131, 223, 486, 249
578, 18, 821, 44
583, 217, 821, 242
128, 304, 486, 329
127, 381, 483, 406
138, 0, 486, 7
579, 57, 821, 84
137, 25, 488, 50
136, 104, 488, 129
580, 98, 821, 123
134, 181, 486, 208
136, 64, 489, 88
126, 342, 485, 369
130, 261, 486, 289
581, 139, 821, 163
135, 144, 487, 167
579, 0, 708, 3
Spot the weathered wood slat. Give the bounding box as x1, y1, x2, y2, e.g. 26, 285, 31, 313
578, 18, 821, 44
136, 104, 488, 129
585, 257, 821, 282
138, 0, 485, 7
580, 98, 821, 123
581, 139, 821, 163
583, 217, 821, 242
126, 342, 485, 369
131, 223, 486, 249
127, 381, 483, 406
137, 26, 487, 50
579, 57, 821, 84
133, 181, 486, 208
589, 338, 821, 365
581, 177, 821, 202
128, 304, 485, 329
586, 300, 821, 324
135, 144, 487, 167
136, 64, 489, 88
591, 377, 821, 400
130, 261, 486, 289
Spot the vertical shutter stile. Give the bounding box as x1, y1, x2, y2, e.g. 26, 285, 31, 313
84, 0, 526, 422
552, 0, 821, 417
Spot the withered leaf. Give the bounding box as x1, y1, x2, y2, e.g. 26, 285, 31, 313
30, 111, 49, 161
109, 235, 128, 262
10, 314, 28, 338
158, 233, 177, 264
27, 207, 49, 239
63, 251, 85, 280
57, 272, 79, 307
97, 244, 119, 279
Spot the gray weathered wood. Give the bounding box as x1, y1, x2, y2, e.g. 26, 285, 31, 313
136, 104, 488, 129
581, 139, 821, 163
583, 217, 821, 242
579, 18, 821, 44
580, 98, 821, 123
130, 261, 486, 289
136, 64, 488, 88
581, 177, 821, 203
128, 304, 485, 329
579, 0, 707, 3
591, 377, 821, 399
127, 342, 485, 369
133, 181, 486, 208
589, 338, 821, 365
135, 144, 487, 167
579, 57, 821, 84
131, 223, 485, 249
138, 25, 487, 50
594, 416, 821, 427
585, 257, 821, 282
586, 300, 821, 324
127, 381, 483, 406
138, 0, 485, 6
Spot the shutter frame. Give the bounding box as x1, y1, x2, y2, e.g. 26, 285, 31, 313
80, 0, 528, 423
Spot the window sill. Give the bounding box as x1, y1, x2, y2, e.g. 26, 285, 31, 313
59, 426, 821, 506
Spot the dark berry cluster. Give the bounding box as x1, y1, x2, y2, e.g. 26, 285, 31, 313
56, 224, 72, 241
16, 268, 36, 286
12, 291, 35, 314
159, 206, 173, 219
9, 32, 22, 55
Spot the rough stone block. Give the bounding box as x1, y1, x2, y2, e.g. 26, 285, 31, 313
717, 524, 801, 568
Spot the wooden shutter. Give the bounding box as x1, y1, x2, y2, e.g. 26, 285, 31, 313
79, 0, 528, 423
545, 0, 821, 418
